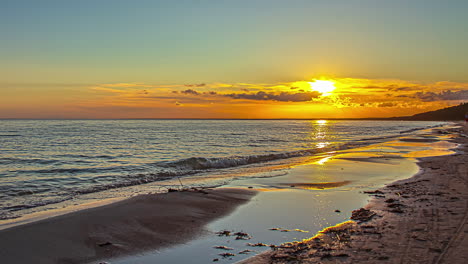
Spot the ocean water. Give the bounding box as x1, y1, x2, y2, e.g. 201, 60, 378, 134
0, 120, 445, 220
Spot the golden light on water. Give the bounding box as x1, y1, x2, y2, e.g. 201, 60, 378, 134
309, 80, 336, 96
316, 142, 330, 149
316, 156, 331, 165
316, 120, 327, 125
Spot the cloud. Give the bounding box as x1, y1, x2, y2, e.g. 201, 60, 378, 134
184, 83, 206, 87
86, 79, 468, 116
413, 90, 468, 101
378, 102, 396, 107
166, 87, 321, 103
388, 86, 421, 91
181, 89, 200, 95
223, 91, 321, 102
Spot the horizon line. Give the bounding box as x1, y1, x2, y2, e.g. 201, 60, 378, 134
0, 117, 413, 121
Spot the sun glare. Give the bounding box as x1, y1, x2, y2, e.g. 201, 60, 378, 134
309, 80, 336, 96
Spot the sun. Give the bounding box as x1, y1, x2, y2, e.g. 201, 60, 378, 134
309, 80, 336, 96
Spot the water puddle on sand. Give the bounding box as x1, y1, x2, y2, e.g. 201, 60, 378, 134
111, 130, 457, 264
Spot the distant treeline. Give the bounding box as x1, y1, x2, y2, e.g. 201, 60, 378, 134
389, 102, 468, 121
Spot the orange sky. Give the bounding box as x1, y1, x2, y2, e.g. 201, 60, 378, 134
2, 77, 467, 119
3, 2, 468, 119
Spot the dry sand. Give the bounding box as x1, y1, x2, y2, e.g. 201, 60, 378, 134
0, 188, 256, 264
241, 124, 468, 264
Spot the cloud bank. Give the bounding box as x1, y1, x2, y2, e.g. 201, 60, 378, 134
412, 90, 468, 101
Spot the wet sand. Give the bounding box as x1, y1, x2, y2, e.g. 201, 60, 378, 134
0, 188, 256, 264
241, 124, 468, 264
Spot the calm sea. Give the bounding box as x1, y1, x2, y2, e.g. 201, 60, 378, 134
0, 120, 445, 220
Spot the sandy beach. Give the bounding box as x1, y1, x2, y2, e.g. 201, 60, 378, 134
0, 188, 256, 264
242, 125, 468, 263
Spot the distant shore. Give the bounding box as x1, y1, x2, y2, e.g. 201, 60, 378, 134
241, 123, 468, 263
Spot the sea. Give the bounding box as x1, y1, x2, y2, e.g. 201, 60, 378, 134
0, 120, 446, 221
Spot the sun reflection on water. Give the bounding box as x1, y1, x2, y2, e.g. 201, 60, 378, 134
316, 142, 330, 149
308, 120, 332, 150
316, 120, 327, 125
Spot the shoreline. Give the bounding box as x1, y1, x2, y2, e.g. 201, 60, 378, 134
1, 121, 446, 224
0, 123, 462, 264
0, 188, 257, 264
0, 121, 445, 223
241, 124, 468, 263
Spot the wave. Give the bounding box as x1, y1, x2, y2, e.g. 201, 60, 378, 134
56, 148, 342, 195
53, 154, 128, 159
2, 196, 71, 213
0, 157, 62, 165
10, 165, 146, 175
398, 124, 442, 134
1, 147, 346, 216
358, 135, 400, 141
158, 148, 336, 171
359, 124, 442, 142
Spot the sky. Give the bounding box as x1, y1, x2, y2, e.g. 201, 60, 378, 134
1, 0, 468, 119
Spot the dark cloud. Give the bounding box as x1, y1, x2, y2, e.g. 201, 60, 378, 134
350, 85, 391, 89
184, 83, 206, 87
413, 90, 468, 101
351, 85, 420, 91
378, 102, 396, 107
389, 86, 420, 91
223, 91, 321, 102
181, 89, 200, 95
167, 89, 321, 103
354, 85, 385, 89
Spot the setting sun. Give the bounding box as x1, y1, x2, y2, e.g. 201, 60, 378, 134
309, 80, 336, 96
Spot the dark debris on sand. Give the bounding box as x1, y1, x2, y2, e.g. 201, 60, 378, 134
213, 245, 233, 250
350, 208, 376, 222
247, 242, 269, 247
219, 252, 236, 258
234, 231, 252, 240
216, 230, 232, 236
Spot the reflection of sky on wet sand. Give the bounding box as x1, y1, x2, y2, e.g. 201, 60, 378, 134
280, 181, 352, 190
113, 130, 457, 264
